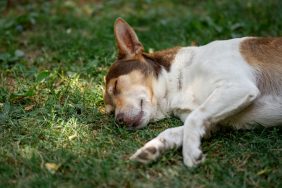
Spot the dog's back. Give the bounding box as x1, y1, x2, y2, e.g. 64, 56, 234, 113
240, 37, 282, 95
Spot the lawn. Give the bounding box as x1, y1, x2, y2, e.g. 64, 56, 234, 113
0, 0, 282, 187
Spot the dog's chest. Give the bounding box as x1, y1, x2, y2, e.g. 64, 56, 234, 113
165, 52, 213, 120
167, 75, 211, 121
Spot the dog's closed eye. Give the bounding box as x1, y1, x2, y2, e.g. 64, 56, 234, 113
113, 80, 119, 95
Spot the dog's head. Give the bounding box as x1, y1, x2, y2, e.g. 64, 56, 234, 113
104, 18, 164, 129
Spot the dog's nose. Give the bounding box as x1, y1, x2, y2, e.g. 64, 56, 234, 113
116, 113, 125, 124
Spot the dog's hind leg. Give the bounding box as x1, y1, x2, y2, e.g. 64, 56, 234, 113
130, 126, 183, 164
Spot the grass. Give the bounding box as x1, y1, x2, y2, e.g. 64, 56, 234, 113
0, 0, 282, 187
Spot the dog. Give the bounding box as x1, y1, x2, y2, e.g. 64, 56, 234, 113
103, 18, 282, 167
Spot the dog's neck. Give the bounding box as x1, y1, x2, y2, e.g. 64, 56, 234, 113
151, 47, 197, 120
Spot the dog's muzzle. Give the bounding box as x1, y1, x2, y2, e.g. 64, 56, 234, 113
115, 111, 144, 129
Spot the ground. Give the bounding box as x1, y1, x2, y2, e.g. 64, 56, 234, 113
0, 0, 282, 187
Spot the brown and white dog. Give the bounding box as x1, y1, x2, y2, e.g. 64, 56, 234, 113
104, 18, 282, 167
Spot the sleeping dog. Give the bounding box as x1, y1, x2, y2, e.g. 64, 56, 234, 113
103, 18, 282, 167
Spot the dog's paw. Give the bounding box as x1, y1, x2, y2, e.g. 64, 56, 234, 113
130, 138, 165, 164
183, 148, 205, 167
129, 146, 160, 164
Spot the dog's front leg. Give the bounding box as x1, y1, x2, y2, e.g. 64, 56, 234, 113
130, 126, 183, 164
183, 84, 259, 167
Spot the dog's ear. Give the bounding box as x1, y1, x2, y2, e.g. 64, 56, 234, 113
114, 18, 144, 59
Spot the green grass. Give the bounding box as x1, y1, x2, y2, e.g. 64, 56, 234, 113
0, 0, 282, 187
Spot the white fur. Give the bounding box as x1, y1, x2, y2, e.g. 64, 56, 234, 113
130, 37, 282, 167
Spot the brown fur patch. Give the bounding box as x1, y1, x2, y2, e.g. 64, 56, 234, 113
240, 37, 282, 95
137, 151, 149, 160
146, 146, 157, 154
106, 47, 181, 84
105, 59, 150, 84
144, 47, 181, 72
